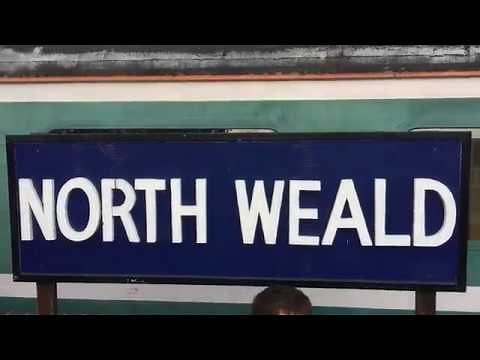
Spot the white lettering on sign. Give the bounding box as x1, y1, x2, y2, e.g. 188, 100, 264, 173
374, 179, 411, 246
101, 179, 140, 243
171, 178, 207, 244
56, 177, 101, 242
19, 178, 56, 241
235, 179, 284, 245
134, 179, 166, 243
322, 179, 372, 246
413, 178, 457, 247
17, 177, 458, 247
289, 180, 321, 246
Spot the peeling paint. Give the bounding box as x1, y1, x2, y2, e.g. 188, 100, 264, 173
0, 45, 479, 77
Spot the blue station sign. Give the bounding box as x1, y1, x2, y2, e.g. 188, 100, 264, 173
6, 132, 470, 291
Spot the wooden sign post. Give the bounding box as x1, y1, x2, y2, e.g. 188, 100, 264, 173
415, 290, 436, 315
36, 282, 58, 315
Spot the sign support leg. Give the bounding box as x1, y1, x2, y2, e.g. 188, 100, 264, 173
415, 289, 436, 315
36, 282, 58, 315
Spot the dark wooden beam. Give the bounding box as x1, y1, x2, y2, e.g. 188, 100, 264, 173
415, 290, 436, 315
36, 282, 58, 315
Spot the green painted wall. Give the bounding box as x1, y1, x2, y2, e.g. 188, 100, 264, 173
1, 297, 476, 315
1, 99, 479, 314
0, 297, 422, 315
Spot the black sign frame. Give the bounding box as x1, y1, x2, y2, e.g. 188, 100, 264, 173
6, 131, 471, 292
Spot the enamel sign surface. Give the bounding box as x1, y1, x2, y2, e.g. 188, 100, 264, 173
6, 133, 470, 291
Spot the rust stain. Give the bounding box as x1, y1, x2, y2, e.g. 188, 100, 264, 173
2, 70, 480, 84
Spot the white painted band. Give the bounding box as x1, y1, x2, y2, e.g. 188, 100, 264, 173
1, 78, 480, 102
0, 275, 478, 312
